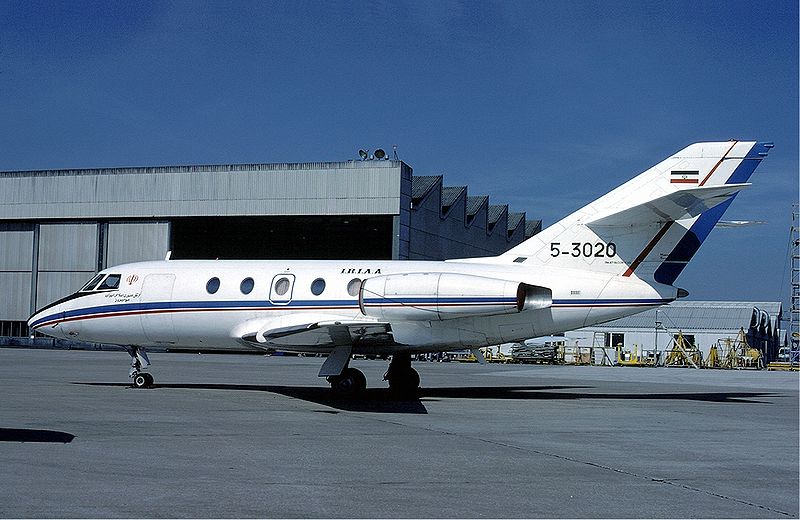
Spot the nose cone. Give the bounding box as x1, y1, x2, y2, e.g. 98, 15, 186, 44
28, 305, 66, 339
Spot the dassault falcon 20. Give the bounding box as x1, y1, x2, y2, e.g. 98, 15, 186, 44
28, 140, 772, 394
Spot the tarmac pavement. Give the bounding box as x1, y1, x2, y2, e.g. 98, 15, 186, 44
0, 348, 797, 518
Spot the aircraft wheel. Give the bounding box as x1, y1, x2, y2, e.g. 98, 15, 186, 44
132, 372, 149, 388
329, 368, 366, 396
387, 367, 420, 397
143, 373, 155, 387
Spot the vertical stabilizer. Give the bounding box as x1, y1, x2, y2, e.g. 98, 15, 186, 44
500, 141, 772, 284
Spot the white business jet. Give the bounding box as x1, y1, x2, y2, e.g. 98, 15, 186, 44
28, 141, 771, 394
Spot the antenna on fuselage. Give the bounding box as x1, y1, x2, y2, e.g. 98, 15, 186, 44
165, 251, 172, 261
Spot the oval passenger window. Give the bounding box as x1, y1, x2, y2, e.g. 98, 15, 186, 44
311, 278, 326, 295
347, 278, 362, 297
206, 277, 220, 294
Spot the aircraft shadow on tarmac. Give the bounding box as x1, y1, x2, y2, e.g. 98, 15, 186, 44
0, 428, 75, 443
75, 382, 779, 414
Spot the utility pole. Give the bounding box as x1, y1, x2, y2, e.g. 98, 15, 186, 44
791, 204, 799, 364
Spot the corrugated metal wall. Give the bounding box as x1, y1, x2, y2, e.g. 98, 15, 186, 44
38, 224, 97, 271
107, 222, 169, 266
0, 226, 33, 270
36, 223, 97, 308
0, 221, 172, 317
0, 225, 34, 320
0, 272, 32, 320
0, 162, 403, 219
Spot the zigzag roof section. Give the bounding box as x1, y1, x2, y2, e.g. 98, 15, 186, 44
487, 204, 508, 234
507, 212, 526, 239
466, 195, 489, 222
441, 186, 466, 215
525, 219, 543, 239
411, 175, 442, 206
406, 170, 539, 259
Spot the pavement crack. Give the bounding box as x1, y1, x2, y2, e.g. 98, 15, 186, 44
367, 417, 794, 518
477, 436, 794, 518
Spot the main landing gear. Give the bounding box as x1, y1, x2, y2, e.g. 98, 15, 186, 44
319, 347, 420, 397
327, 367, 367, 395
126, 346, 154, 388
384, 353, 420, 396
319, 345, 367, 396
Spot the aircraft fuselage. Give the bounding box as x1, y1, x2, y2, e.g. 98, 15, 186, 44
29, 258, 676, 355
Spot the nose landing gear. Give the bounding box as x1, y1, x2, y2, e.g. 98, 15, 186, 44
132, 371, 155, 388
126, 346, 154, 388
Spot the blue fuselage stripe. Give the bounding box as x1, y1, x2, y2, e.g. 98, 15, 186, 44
30, 296, 672, 328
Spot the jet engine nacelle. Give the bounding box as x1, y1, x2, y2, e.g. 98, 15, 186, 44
359, 272, 551, 321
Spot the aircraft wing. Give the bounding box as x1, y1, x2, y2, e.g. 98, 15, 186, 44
239, 317, 394, 350
586, 183, 749, 228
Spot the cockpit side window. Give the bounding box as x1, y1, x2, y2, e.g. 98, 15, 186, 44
80, 274, 105, 292
96, 274, 122, 291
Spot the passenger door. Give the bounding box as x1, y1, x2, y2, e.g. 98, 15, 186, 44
140, 273, 178, 344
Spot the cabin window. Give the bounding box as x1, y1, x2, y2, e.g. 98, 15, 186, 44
96, 274, 121, 291
80, 274, 105, 292
274, 277, 291, 296
206, 277, 220, 294
240, 277, 254, 295
347, 278, 362, 297
310, 278, 326, 295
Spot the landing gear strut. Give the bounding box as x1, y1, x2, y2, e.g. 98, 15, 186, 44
320, 345, 366, 396
384, 353, 420, 396
126, 346, 154, 388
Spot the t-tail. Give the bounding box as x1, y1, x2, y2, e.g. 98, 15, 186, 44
500, 140, 772, 283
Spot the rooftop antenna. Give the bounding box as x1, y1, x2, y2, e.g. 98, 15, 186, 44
358, 149, 369, 161
374, 148, 386, 160
392, 144, 399, 161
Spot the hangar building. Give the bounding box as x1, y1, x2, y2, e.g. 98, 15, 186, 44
0, 159, 541, 337
565, 301, 783, 362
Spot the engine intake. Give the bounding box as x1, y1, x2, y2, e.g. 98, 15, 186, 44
359, 272, 551, 321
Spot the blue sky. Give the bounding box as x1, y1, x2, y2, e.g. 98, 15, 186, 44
1, 1, 797, 308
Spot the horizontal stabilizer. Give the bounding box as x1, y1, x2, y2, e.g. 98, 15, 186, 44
715, 219, 766, 228
586, 183, 749, 228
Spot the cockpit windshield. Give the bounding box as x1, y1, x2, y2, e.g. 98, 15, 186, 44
80, 274, 105, 292
79, 273, 122, 292
96, 274, 121, 291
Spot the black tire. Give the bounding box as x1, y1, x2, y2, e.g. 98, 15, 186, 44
346, 367, 367, 392
143, 373, 155, 387
330, 368, 367, 396
387, 367, 420, 397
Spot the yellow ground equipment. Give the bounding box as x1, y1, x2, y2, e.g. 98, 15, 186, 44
664, 331, 703, 368
615, 344, 658, 367
719, 329, 764, 369
705, 344, 722, 368
459, 346, 513, 363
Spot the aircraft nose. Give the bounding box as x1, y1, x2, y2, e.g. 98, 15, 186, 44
28, 306, 65, 339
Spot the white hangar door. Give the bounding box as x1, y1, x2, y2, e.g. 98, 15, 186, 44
140, 273, 177, 344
